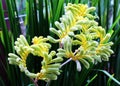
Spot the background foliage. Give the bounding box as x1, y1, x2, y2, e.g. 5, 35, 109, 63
0, 0, 120, 86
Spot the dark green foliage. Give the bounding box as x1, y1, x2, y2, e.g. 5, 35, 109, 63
0, 0, 120, 86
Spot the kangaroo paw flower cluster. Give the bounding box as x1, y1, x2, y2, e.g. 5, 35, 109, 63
8, 35, 63, 81
8, 3, 114, 82
47, 3, 97, 43
48, 3, 114, 71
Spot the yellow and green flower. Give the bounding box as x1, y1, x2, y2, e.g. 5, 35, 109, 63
8, 3, 114, 82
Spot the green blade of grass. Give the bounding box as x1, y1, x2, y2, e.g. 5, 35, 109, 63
74, 0, 79, 4
0, 0, 11, 52
108, 11, 120, 35
110, 26, 120, 41
27, 0, 34, 38
113, 0, 119, 22
44, 0, 50, 36
85, 74, 98, 86
38, 0, 45, 36
96, 70, 120, 85
91, 0, 99, 6
76, 64, 94, 86
107, 74, 114, 86
33, 0, 39, 36
0, 0, 15, 86
80, 0, 88, 4
53, 0, 64, 25
5, 0, 21, 40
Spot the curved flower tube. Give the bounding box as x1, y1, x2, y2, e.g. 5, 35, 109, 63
8, 3, 114, 82
47, 3, 96, 43
8, 35, 63, 81
52, 3, 114, 71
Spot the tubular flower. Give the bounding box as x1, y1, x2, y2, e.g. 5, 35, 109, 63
54, 3, 114, 71
37, 51, 63, 81
57, 36, 97, 69
57, 30, 113, 70
8, 35, 37, 77
65, 3, 96, 19
57, 36, 74, 59
31, 36, 51, 57
47, 3, 96, 43
8, 3, 114, 81
8, 35, 63, 81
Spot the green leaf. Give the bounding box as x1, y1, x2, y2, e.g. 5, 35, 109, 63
85, 74, 98, 86
107, 74, 114, 86
53, 0, 64, 24
92, 0, 99, 6
74, 0, 79, 4
97, 70, 120, 85
108, 11, 120, 35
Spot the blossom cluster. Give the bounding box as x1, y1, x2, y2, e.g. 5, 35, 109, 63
8, 3, 114, 82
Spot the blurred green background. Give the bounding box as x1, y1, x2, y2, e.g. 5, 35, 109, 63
0, 0, 120, 86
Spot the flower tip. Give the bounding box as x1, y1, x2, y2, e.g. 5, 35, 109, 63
76, 60, 81, 72
47, 36, 59, 43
